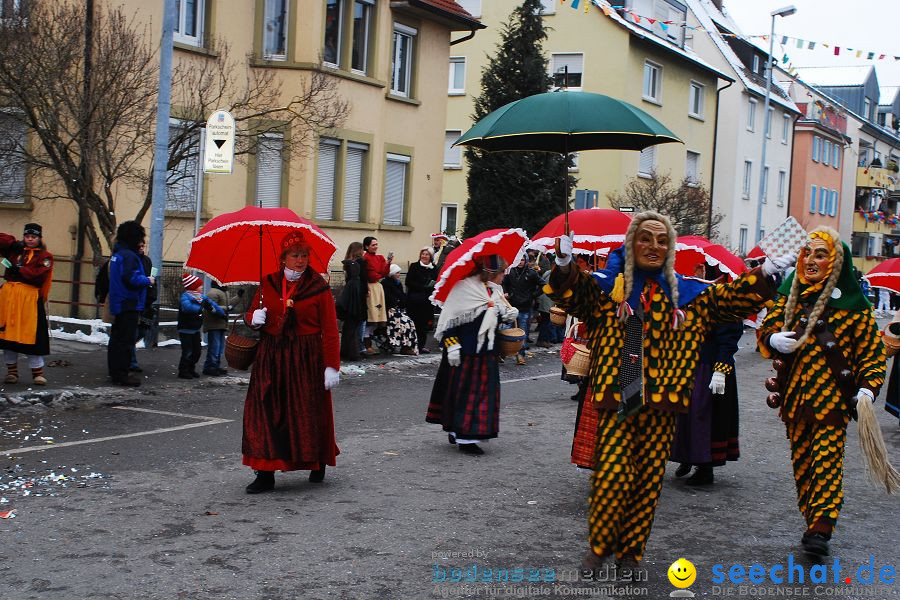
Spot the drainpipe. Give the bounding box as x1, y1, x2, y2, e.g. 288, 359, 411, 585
707, 78, 733, 239
450, 28, 477, 46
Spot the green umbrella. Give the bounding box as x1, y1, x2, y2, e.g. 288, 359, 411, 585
454, 91, 683, 240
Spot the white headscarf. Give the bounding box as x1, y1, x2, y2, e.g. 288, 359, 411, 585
434, 275, 508, 351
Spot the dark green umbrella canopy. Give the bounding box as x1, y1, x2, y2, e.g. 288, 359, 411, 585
454, 91, 682, 153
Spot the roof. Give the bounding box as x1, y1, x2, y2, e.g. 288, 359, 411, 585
792, 65, 874, 88
684, 0, 799, 113
698, 0, 743, 36
593, 1, 733, 83
879, 86, 899, 106
406, 0, 484, 29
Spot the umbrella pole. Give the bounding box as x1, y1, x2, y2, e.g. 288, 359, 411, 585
258, 225, 263, 308
556, 146, 570, 258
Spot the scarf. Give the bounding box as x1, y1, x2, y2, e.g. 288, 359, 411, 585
187, 291, 203, 301
418, 261, 434, 269
434, 275, 500, 351
284, 267, 304, 281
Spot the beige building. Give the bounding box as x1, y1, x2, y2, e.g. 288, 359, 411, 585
0, 0, 481, 316
443, 0, 731, 237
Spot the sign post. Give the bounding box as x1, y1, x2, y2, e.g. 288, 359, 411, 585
203, 110, 235, 174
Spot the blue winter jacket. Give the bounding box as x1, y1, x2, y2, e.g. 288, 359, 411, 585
108, 243, 152, 316
177, 292, 224, 334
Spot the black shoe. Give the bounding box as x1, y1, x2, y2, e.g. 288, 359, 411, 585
178, 371, 193, 379
309, 467, 326, 483
202, 369, 219, 376
675, 463, 692, 478
245, 471, 275, 494
801, 532, 830, 557
458, 443, 484, 455
216, 368, 229, 375
448, 433, 456, 445
419, 347, 431, 354
112, 375, 141, 387
685, 465, 714, 486
191, 370, 201, 378
129, 366, 143, 373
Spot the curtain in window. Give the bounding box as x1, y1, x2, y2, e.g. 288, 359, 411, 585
263, 0, 288, 58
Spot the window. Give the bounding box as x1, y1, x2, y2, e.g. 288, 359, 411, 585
444, 130, 461, 168
456, 0, 481, 17
762, 166, 769, 203
863, 98, 872, 121
830, 190, 838, 217
781, 113, 790, 143
752, 54, 760, 74
539, 0, 555, 14
638, 146, 656, 177
448, 57, 465, 94
859, 147, 868, 167
568, 152, 579, 172
685, 151, 699, 185
777, 170, 786, 206
832, 144, 840, 169
0, 112, 26, 203
867, 236, 877, 257
551, 53, 583, 89
812, 136, 819, 162
323, 0, 343, 67
383, 153, 409, 225
878, 112, 887, 127
739, 227, 748, 255
747, 98, 757, 131
343, 142, 367, 222
765, 106, 773, 138
351, 0, 374, 73
742, 160, 752, 199
689, 82, 704, 118
174, 0, 205, 46
441, 204, 458, 235
391, 23, 416, 97
166, 121, 202, 211
262, 0, 288, 60
809, 184, 817, 213
315, 138, 340, 220
643, 61, 661, 102
255, 134, 284, 208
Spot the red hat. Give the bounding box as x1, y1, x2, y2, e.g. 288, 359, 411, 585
280, 230, 308, 252
182, 273, 202, 291
431, 232, 449, 241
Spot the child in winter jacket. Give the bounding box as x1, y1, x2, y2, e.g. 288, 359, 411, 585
177, 273, 224, 379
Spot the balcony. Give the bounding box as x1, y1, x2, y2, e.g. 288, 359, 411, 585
853, 211, 898, 235
857, 166, 895, 190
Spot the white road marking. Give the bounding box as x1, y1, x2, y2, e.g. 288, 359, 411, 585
501, 373, 559, 384
0, 407, 232, 456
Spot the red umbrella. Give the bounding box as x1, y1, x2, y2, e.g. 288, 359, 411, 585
185, 206, 338, 284
747, 245, 765, 259
430, 228, 528, 306
528, 208, 632, 255
676, 235, 747, 280
864, 258, 900, 294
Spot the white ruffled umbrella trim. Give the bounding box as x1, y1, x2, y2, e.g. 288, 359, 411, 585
675, 242, 740, 279
528, 233, 625, 254
429, 228, 528, 307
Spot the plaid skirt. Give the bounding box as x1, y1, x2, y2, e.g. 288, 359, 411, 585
571, 385, 598, 469
426, 350, 500, 440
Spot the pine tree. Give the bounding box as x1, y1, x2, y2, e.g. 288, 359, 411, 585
462, 0, 575, 238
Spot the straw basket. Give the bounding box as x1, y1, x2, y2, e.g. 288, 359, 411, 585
549, 306, 567, 326
497, 327, 526, 357
225, 322, 258, 370
564, 343, 591, 377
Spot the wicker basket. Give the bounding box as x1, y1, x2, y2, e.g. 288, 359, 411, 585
564, 343, 591, 377
549, 306, 567, 326
497, 327, 526, 357
225, 322, 259, 371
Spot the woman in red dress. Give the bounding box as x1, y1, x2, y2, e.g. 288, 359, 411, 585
242, 230, 341, 494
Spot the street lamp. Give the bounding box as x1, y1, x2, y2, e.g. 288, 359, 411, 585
755, 4, 797, 244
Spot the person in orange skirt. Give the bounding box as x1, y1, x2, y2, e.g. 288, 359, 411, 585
242, 230, 341, 493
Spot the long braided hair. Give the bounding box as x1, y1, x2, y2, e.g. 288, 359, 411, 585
619, 211, 680, 325
779, 226, 843, 346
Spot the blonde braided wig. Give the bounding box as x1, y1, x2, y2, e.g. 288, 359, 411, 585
620, 211, 679, 324
780, 226, 843, 346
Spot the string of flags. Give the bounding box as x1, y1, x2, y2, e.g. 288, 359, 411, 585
557, 0, 900, 62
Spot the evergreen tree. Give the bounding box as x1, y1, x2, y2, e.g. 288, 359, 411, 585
462, 0, 575, 238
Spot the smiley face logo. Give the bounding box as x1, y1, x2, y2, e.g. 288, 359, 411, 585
668, 558, 696, 588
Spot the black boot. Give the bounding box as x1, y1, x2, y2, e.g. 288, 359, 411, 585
309, 466, 326, 483
448, 433, 456, 445
245, 470, 275, 494
675, 462, 692, 478
458, 443, 484, 455
801, 532, 830, 557
685, 465, 714, 486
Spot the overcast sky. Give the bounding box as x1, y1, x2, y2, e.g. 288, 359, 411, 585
722, 0, 899, 100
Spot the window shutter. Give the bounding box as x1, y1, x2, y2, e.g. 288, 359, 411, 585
819, 187, 827, 214
0, 113, 26, 202
343, 142, 367, 222
166, 123, 200, 212
255, 135, 283, 208
383, 154, 409, 225
552, 53, 583, 75
638, 146, 655, 175
810, 185, 817, 213
686, 151, 699, 183
316, 138, 339, 220
444, 131, 461, 166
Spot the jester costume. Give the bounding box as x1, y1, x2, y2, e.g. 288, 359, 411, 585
758, 229, 885, 550
548, 238, 775, 562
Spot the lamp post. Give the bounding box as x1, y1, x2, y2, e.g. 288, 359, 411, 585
755, 4, 796, 243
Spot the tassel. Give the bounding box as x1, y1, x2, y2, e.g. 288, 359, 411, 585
856, 399, 900, 494
610, 273, 625, 303
616, 301, 633, 320
671, 308, 685, 330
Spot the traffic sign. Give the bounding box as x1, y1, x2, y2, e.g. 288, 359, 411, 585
203, 110, 235, 174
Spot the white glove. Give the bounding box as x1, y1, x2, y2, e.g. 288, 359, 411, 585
501, 305, 519, 324
324, 367, 340, 391
555, 234, 574, 267
446, 344, 461, 367
709, 370, 726, 395
856, 387, 875, 405
251, 307, 267, 327
762, 253, 797, 277
769, 331, 798, 354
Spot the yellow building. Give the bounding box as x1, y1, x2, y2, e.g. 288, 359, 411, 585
443, 0, 731, 235
0, 0, 481, 316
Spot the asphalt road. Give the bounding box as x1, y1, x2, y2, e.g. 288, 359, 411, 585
0, 334, 898, 600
